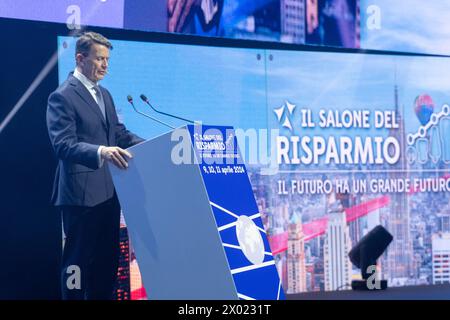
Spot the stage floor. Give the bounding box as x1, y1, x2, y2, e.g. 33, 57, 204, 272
287, 284, 450, 300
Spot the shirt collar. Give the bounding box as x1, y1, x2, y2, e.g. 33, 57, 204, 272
73, 68, 97, 90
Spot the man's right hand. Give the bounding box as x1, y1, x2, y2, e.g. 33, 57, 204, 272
100, 146, 132, 169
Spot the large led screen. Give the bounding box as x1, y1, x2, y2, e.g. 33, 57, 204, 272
57, 36, 450, 294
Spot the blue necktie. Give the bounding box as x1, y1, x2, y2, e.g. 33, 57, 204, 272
93, 86, 106, 120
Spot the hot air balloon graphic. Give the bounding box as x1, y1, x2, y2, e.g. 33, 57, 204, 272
414, 94, 434, 126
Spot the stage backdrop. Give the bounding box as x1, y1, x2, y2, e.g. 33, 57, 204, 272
58, 35, 450, 294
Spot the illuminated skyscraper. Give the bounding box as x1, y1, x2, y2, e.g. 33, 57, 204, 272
287, 211, 307, 293
305, 262, 315, 291
113, 214, 130, 300
437, 213, 450, 233
432, 233, 450, 284
324, 210, 352, 291
281, 0, 306, 44
386, 84, 413, 282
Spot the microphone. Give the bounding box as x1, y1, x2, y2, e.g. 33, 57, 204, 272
140, 94, 195, 124
127, 95, 175, 129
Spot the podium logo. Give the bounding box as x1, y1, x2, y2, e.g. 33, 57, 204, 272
273, 101, 296, 132
236, 216, 265, 265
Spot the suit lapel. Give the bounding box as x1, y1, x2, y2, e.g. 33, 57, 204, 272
68, 75, 108, 130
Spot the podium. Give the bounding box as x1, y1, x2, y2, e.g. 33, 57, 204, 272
110, 125, 284, 300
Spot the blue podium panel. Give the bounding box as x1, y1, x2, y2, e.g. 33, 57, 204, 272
110, 125, 284, 300
110, 129, 238, 300
187, 125, 285, 300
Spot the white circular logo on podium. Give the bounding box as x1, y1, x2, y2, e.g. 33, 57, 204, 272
235, 215, 265, 265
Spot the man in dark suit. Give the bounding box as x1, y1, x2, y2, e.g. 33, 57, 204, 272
46, 32, 144, 300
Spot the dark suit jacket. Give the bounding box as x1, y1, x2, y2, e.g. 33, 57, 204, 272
46, 74, 144, 207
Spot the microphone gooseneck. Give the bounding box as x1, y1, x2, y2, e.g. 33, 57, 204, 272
140, 94, 195, 124
127, 95, 175, 129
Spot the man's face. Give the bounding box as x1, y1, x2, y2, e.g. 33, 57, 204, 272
77, 43, 110, 83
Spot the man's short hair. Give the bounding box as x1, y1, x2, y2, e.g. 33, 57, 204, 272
76, 32, 113, 57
